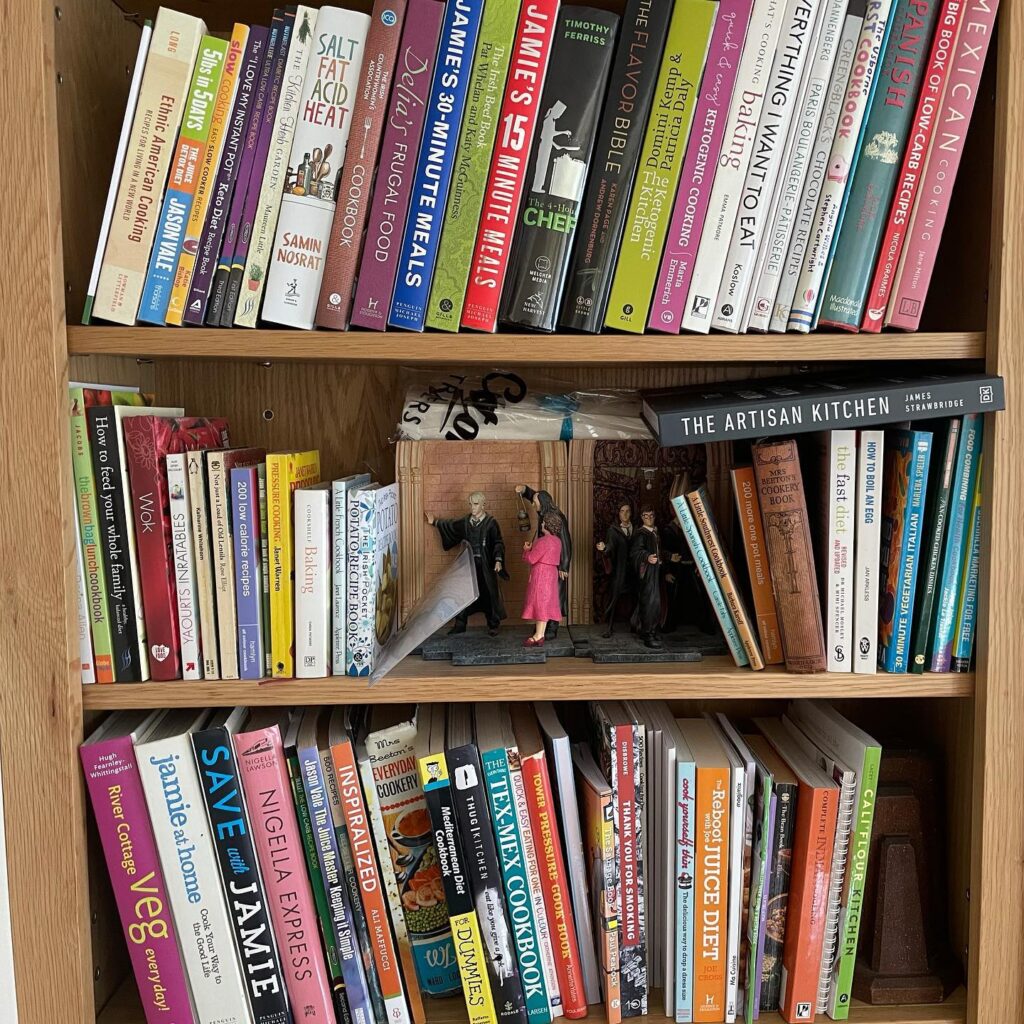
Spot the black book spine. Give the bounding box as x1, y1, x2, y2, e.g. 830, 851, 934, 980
192, 726, 291, 1024
448, 744, 528, 1024
759, 780, 798, 1013
500, 8, 620, 332
86, 404, 140, 681
560, 0, 674, 332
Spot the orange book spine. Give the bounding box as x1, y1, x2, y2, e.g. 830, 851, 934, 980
730, 467, 784, 665
693, 762, 729, 1022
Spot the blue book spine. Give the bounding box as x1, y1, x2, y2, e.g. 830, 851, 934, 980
930, 414, 983, 671
388, 0, 486, 331
670, 494, 748, 666
952, 466, 983, 671
232, 466, 264, 679
675, 757, 696, 1023
481, 746, 551, 1024
138, 185, 193, 323
299, 744, 374, 1024
882, 431, 932, 672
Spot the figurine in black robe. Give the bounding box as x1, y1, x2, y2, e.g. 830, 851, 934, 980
516, 484, 571, 638
596, 502, 635, 636
427, 491, 508, 636
630, 508, 664, 648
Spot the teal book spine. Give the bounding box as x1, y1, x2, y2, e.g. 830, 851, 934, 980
952, 454, 983, 672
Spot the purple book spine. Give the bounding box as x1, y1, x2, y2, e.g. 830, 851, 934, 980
350, 0, 444, 331
184, 27, 269, 326
80, 735, 196, 1024
751, 791, 777, 1021
647, 0, 755, 333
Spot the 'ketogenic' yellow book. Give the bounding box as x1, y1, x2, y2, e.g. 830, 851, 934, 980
268, 449, 321, 677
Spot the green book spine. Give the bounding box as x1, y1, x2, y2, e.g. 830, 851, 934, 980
818, 0, 941, 329
603, 0, 718, 334
426, 0, 522, 331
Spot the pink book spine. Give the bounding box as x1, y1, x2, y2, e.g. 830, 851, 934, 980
647, 0, 755, 333
234, 724, 336, 1022
80, 736, 196, 1024
886, 0, 999, 331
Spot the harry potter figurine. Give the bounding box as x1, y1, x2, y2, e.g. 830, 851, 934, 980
630, 506, 664, 649
426, 491, 509, 636
515, 484, 572, 638
595, 501, 635, 637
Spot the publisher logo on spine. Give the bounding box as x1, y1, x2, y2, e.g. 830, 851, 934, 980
381, 9, 397, 25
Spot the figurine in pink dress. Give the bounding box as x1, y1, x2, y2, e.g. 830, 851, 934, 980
522, 514, 564, 646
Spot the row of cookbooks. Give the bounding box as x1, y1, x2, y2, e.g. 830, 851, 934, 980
70, 383, 398, 685
83, 0, 999, 337
82, 698, 883, 1024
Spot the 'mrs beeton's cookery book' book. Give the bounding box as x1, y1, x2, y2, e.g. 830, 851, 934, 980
500, 8, 620, 332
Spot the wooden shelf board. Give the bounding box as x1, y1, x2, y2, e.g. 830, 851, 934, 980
82, 657, 973, 709
66, 326, 987, 365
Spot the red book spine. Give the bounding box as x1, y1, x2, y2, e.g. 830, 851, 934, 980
613, 723, 640, 987
860, 0, 966, 332
521, 749, 587, 1018
460, 0, 560, 332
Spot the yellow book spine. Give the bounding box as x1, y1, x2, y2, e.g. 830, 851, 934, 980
450, 912, 498, 1024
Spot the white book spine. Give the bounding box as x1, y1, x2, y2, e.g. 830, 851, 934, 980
167, 454, 202, 680
712, 0, 823, 333
817, 766, 856, 1013
187, 451, 220, 680
682, 0, 787, 333
72, 496, 96, 684
724, 761, 744, 1022
208, 455, 239, 680
826, 430, 857, 672
137, 731, 254, 1024
853, 430, 884, 673
747, 0, 845, 331
262, 9, 371, 328
236, 6, 320, 327
295, 487, 331, 678
674, 757, 696, 1023
770, 8, 861, 331
787, 0, 893, 332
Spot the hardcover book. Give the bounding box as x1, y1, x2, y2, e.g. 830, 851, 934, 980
331, 474, 371, 674
263, 7, 372, 329
165, 453, 202, 680
73, 497, 96, 684
295, 483, 332, 678
742, 737, 775, 1024
186, 449, 219, 679
93, 9, 205, 325
852, 430, 885, 673
952, 455, 983, 672
232, 465, 266, 680
562, 0, 676, 332
818, 431, 857, 672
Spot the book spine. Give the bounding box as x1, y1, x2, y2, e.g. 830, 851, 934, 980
267, 454, 293, 678
316, 0, 410, 329
210, 14, 284, 327
502, 7, 621, 333
191, 726, 290, 1024
758, 783, 796, 1012
670, 494, 749, 666
744, 775, 774, 1024
460, 0, 561, 332
752, 440, 826, 672
647, 0, 754, 333
185, 28, 268, 325
562, 0, 677, 332
235, 726, 335, 1020
166, 454, 202, 680
819, 0, 942, 330
295, 490, 330, 678
169, 26, 248, 324
788, 0, 894, 331
770, 5, 862, 332
731, 467, 784, 664
887, 0, 999, 328
725, 760, 746, 1023
233, 467, 265, 680
332, 482, 349, 676
952, 457, 982, 671
675, 760, 697, 1023
257, 465, 273, 671
349, 0, 445, 330
817, 771, 856, 1014
682, 0, 788, 333
823, 431, 857, 671
73, 497, 96, 684
346, 489, 377, 676
693, 762, 728, 1023
425, 0, 523, 331
139, 37, 229, 324
209, 453, 240, 680
263, 9, 373, 329
711, 0, 823, 333
388, 0, 486, 330
853, 430, 885, 673
482, 746, 552, 1024
94, 11, 205, 325
80, 735, 195, 1023
187, 451, 219, 679
861, 0, 964, 329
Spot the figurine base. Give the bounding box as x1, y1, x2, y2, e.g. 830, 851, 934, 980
851, 956, 961, 1006
569, 624, 727, 664
420, 625, 576, 665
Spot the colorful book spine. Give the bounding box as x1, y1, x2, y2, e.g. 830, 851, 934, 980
93, 10, 205, 324
263, 8, 372, 328
235, 722, 335, 1021
562, 0, 676, 332
887, 0, 999, 328
80, 728, 195, 1023
604, 1, 717, 334
186, 450, 219, 679
878, 429, 933, 672
316, 0, 411, 329
138, 36, 229, 324
331, 475, 370, 674
425, 0, 523, 331
257, 464, 273, 671
184, 28, 269, 325
693, 755, 729, 1022
952, 453, 982, 672
675, 754, 696, 1023
461, 0, 561, 333
73, 497, 96, 684
758, 774, 795, 1012
295, 486, 331, 678
647, 0, 754, 333
743, 759, 774, 1024
853, 429, 885, 673
232, 466, 265, 680
165, 454, 202, 680
821, 431, 857, 672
